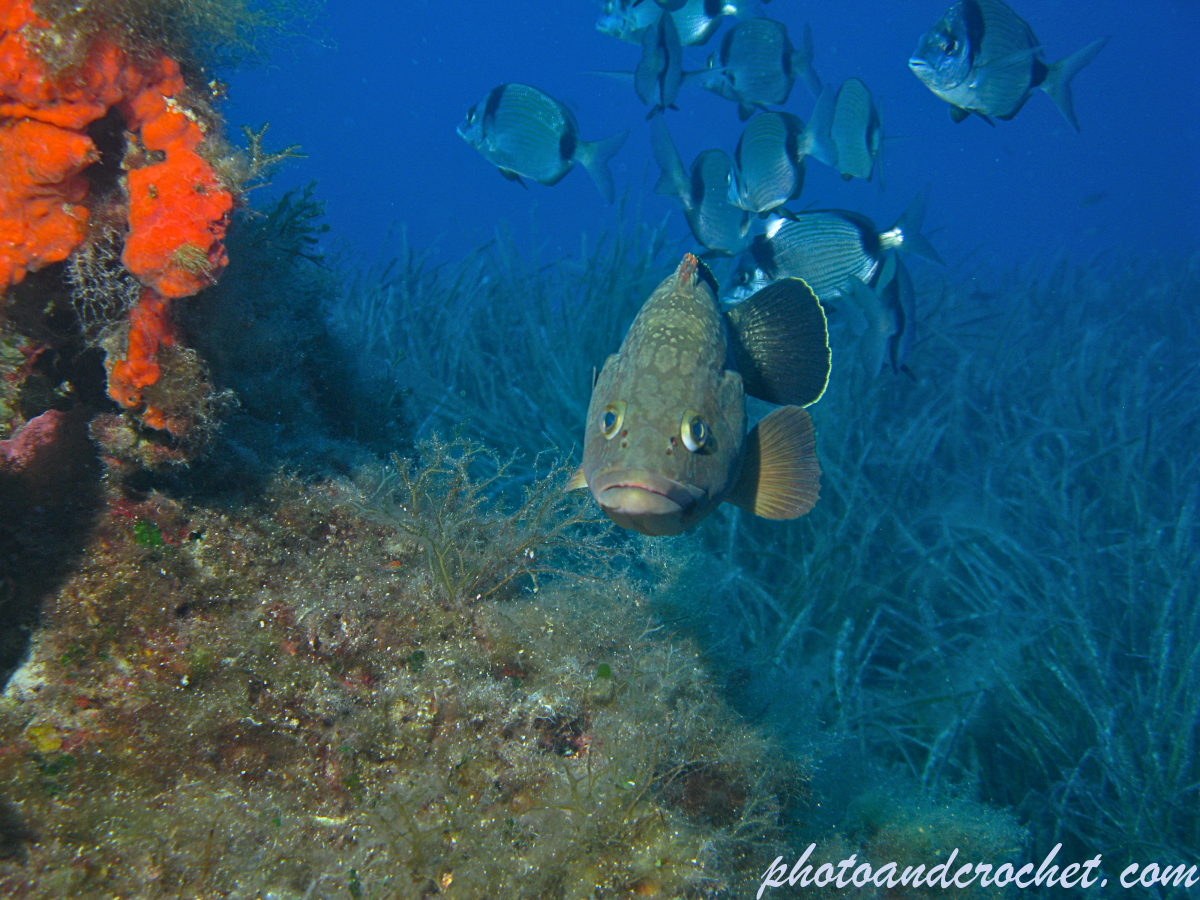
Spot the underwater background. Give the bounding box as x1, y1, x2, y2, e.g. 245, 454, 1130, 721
1, 1, 1198, 898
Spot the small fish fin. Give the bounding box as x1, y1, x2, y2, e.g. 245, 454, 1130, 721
498, 168, 528, 189
876, 252, 897, 290
565, 466, 589, 492
726, 406, 820, 519
845, 277, 890, 378
949, 105, 971, 124
794, 22, 823, 99
725, 277, 830, 407
737, 101, 759, 122
1041, 36, 1109, 131
802, 84, 839, 168
890, 184, 945, 266
833, 285, 869, 337
699, 247, 733, 260
588, 69, 636, 83
645, 105, 664, 120
575, 128, 630, 204
875, 94, 886, 193
650, 117, 689, 200
888, 256, 917, 373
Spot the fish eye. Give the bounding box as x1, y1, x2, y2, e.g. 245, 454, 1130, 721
680, 410, 708, 452
945, 37, 957, 54
600, 401, 626, 440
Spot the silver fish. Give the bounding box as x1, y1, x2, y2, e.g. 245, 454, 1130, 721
598, 0, 764, 47
844, 254, 918, 377
596, 0, 660, 44
909, 0, 1109, 129
726, 187, 943, 304
727, 88, 837, 216
457, 84, 628, 203
568, 253, 830, 536
703, 19, 822, 120
652, 118, 752, 257
830, 77, 883, 183
636, 8, 684, 118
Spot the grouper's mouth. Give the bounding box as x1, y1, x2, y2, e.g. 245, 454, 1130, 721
589, 468, 706, 537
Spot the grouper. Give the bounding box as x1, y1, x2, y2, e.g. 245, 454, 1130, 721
568, 253, 831, 536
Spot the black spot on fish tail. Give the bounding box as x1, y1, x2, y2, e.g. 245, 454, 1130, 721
784, 127, 800, 165
559, 128, 577, 163
689, 161, 707, 207
1029, 56, 1049, 90
704, 0, 722, 18
750, 234, 778, 279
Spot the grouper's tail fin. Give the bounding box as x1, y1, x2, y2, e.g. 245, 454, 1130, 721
1042, 35, 1110, 131
576, 129, 629, 204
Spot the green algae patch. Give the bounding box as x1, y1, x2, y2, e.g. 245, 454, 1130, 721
131, 519, 163, 547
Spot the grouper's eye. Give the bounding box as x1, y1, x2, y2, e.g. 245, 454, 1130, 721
681, 410, 708, 452
600, 401, 626, 439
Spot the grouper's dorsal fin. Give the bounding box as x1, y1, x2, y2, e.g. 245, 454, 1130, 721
724, 278, 831, 407
726, 405, 820, 519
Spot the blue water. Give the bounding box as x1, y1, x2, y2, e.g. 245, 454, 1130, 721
225, 0, 1200, 269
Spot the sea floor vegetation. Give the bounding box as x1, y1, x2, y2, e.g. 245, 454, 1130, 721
332, 231, 1200, 895
3, 197, 1197, 897
0, 438, 799, 898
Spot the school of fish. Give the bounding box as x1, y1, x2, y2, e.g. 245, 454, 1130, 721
456, 0, 1109, 534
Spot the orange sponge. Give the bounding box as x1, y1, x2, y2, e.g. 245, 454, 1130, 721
120, 57, 233, 298
107, 289, 174, 410
1, 0, 237, 434
0, 118, 94, 285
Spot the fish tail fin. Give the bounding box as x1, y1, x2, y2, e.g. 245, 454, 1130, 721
725, 277, 830, 407
792, 23, 823, 99
726, 406, 820, 519
650, 117, 689, 200
890, 184, 945, 266
875, 94, 886, 192
576, 129, 629, 204
587, 69, 636, 83
801, 83, 839, 168
845, 277, 891, 377
1041, 35, 1110, 131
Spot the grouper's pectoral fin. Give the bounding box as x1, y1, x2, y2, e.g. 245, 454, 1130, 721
725, 278, 831, 407
726, 406, 821, 520
565, 466, 589, 492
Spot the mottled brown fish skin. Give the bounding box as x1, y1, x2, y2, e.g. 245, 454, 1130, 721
581, 254, 746, 536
